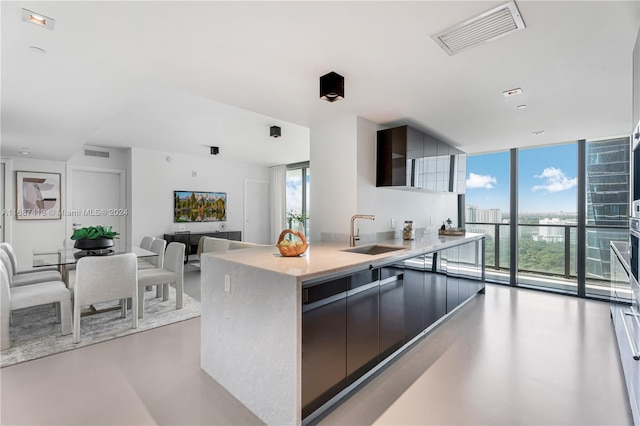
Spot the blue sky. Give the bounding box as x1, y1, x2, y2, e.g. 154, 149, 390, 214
466, 144, 578, 213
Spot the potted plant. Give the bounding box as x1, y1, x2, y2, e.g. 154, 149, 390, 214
71, 225, 119, 250
286, 210, 308, 235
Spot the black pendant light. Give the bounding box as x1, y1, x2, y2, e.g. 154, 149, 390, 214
270, 126, 281, 138
320, 71, 344, 102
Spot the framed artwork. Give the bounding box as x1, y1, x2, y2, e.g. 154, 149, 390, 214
16, 171, 61, 220
174, 190, 226, 222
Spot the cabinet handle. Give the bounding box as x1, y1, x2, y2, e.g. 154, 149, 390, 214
380, 275, 402, 287
346, 281, 379, 297
621, 310, 640, 361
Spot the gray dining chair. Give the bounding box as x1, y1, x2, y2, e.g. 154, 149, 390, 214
73, 253, 138, 343
0, 245, 62, 287
0, 263, 72, 351
137, 242, 185, 318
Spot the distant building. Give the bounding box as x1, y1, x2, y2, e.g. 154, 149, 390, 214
585, 138, 630, 279
466, 205, 502, 223
533, 218, 577, 243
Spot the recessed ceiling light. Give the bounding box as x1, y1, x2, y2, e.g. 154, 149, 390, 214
502, 88, 523, 97
19, 150, 30, 155
28, 46, 47, 54
21, 9, 55, 30
516, 104, 527, 109
532, 130, 545, 136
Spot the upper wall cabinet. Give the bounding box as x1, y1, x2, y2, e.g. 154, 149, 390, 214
376, 125, 466, 193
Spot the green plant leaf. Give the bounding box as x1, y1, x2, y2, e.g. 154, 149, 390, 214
70, 225, 119, 240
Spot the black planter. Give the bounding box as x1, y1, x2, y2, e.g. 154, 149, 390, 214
73, 237, 115, 250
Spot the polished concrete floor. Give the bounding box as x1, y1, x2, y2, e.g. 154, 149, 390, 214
0, 272, 634, 425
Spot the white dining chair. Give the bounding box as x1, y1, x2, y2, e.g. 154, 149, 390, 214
138, 238, 166, 271
137, 242, 185, 318
73, 253, 138, 343
0, 243, 59, 275
201, 237, 230, 254
140, 236, 155, 251
1, 263, 72, 351
0, 246, 62, 287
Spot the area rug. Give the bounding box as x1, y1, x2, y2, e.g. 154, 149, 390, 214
1, 287, 200, 367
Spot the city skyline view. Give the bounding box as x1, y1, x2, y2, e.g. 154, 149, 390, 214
466, 144, 579, 214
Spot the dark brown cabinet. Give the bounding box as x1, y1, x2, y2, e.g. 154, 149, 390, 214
301, 277, 347, 419
378, 266, 404, 360
346, 270, 380, 385
424, 253, 447, 328
376, 125, 466, 193
301, 238, 485, 421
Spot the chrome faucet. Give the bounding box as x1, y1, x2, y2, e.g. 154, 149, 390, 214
350, 214, 375, 247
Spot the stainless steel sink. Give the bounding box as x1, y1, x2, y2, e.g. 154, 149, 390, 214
341, 244, 406, 255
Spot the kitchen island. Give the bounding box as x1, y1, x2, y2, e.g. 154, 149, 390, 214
201, 233, 485, 425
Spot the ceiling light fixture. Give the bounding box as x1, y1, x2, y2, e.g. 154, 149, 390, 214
210, 146, 219, 155
21, 9, 55, 30
320, 71, 344, 102
532, 130, 545, 136
502, 88, 523, 97
516, 104, 527, 109
270, 126, 281, 138
19, 150, 30, 155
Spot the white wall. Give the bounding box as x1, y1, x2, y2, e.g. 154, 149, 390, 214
130, 148, 270, 245
309, 116, 358, 241
309, 115, 459, 243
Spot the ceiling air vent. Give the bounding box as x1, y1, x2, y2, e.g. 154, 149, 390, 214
431, 1, 525, 56
84, 149, 110, 159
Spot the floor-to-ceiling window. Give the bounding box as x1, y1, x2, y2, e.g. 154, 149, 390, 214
466, 137, 629, 301
517, 143, 578, 294
285, 162, 310, 237
465, 151, 510, 284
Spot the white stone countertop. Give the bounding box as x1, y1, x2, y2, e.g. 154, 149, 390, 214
204, 232, 485, 283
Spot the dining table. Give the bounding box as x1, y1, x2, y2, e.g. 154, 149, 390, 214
32, 241, 157, 316
32, 241, 156, 286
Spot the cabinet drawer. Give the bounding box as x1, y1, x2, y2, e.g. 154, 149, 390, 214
348, 269, 379, 290
303, 278, 348, 305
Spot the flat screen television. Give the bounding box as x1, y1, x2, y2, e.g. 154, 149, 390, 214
174, 191, 226, 223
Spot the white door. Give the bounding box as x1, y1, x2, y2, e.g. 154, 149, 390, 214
67, 167, 126, 243
244, 179, 270, 244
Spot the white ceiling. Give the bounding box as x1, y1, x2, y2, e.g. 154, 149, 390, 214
2, 1, 639, 166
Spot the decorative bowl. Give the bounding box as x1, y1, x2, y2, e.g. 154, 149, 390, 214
73, 237, 115, 250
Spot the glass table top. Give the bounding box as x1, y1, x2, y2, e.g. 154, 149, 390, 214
33, 241, 156, 268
